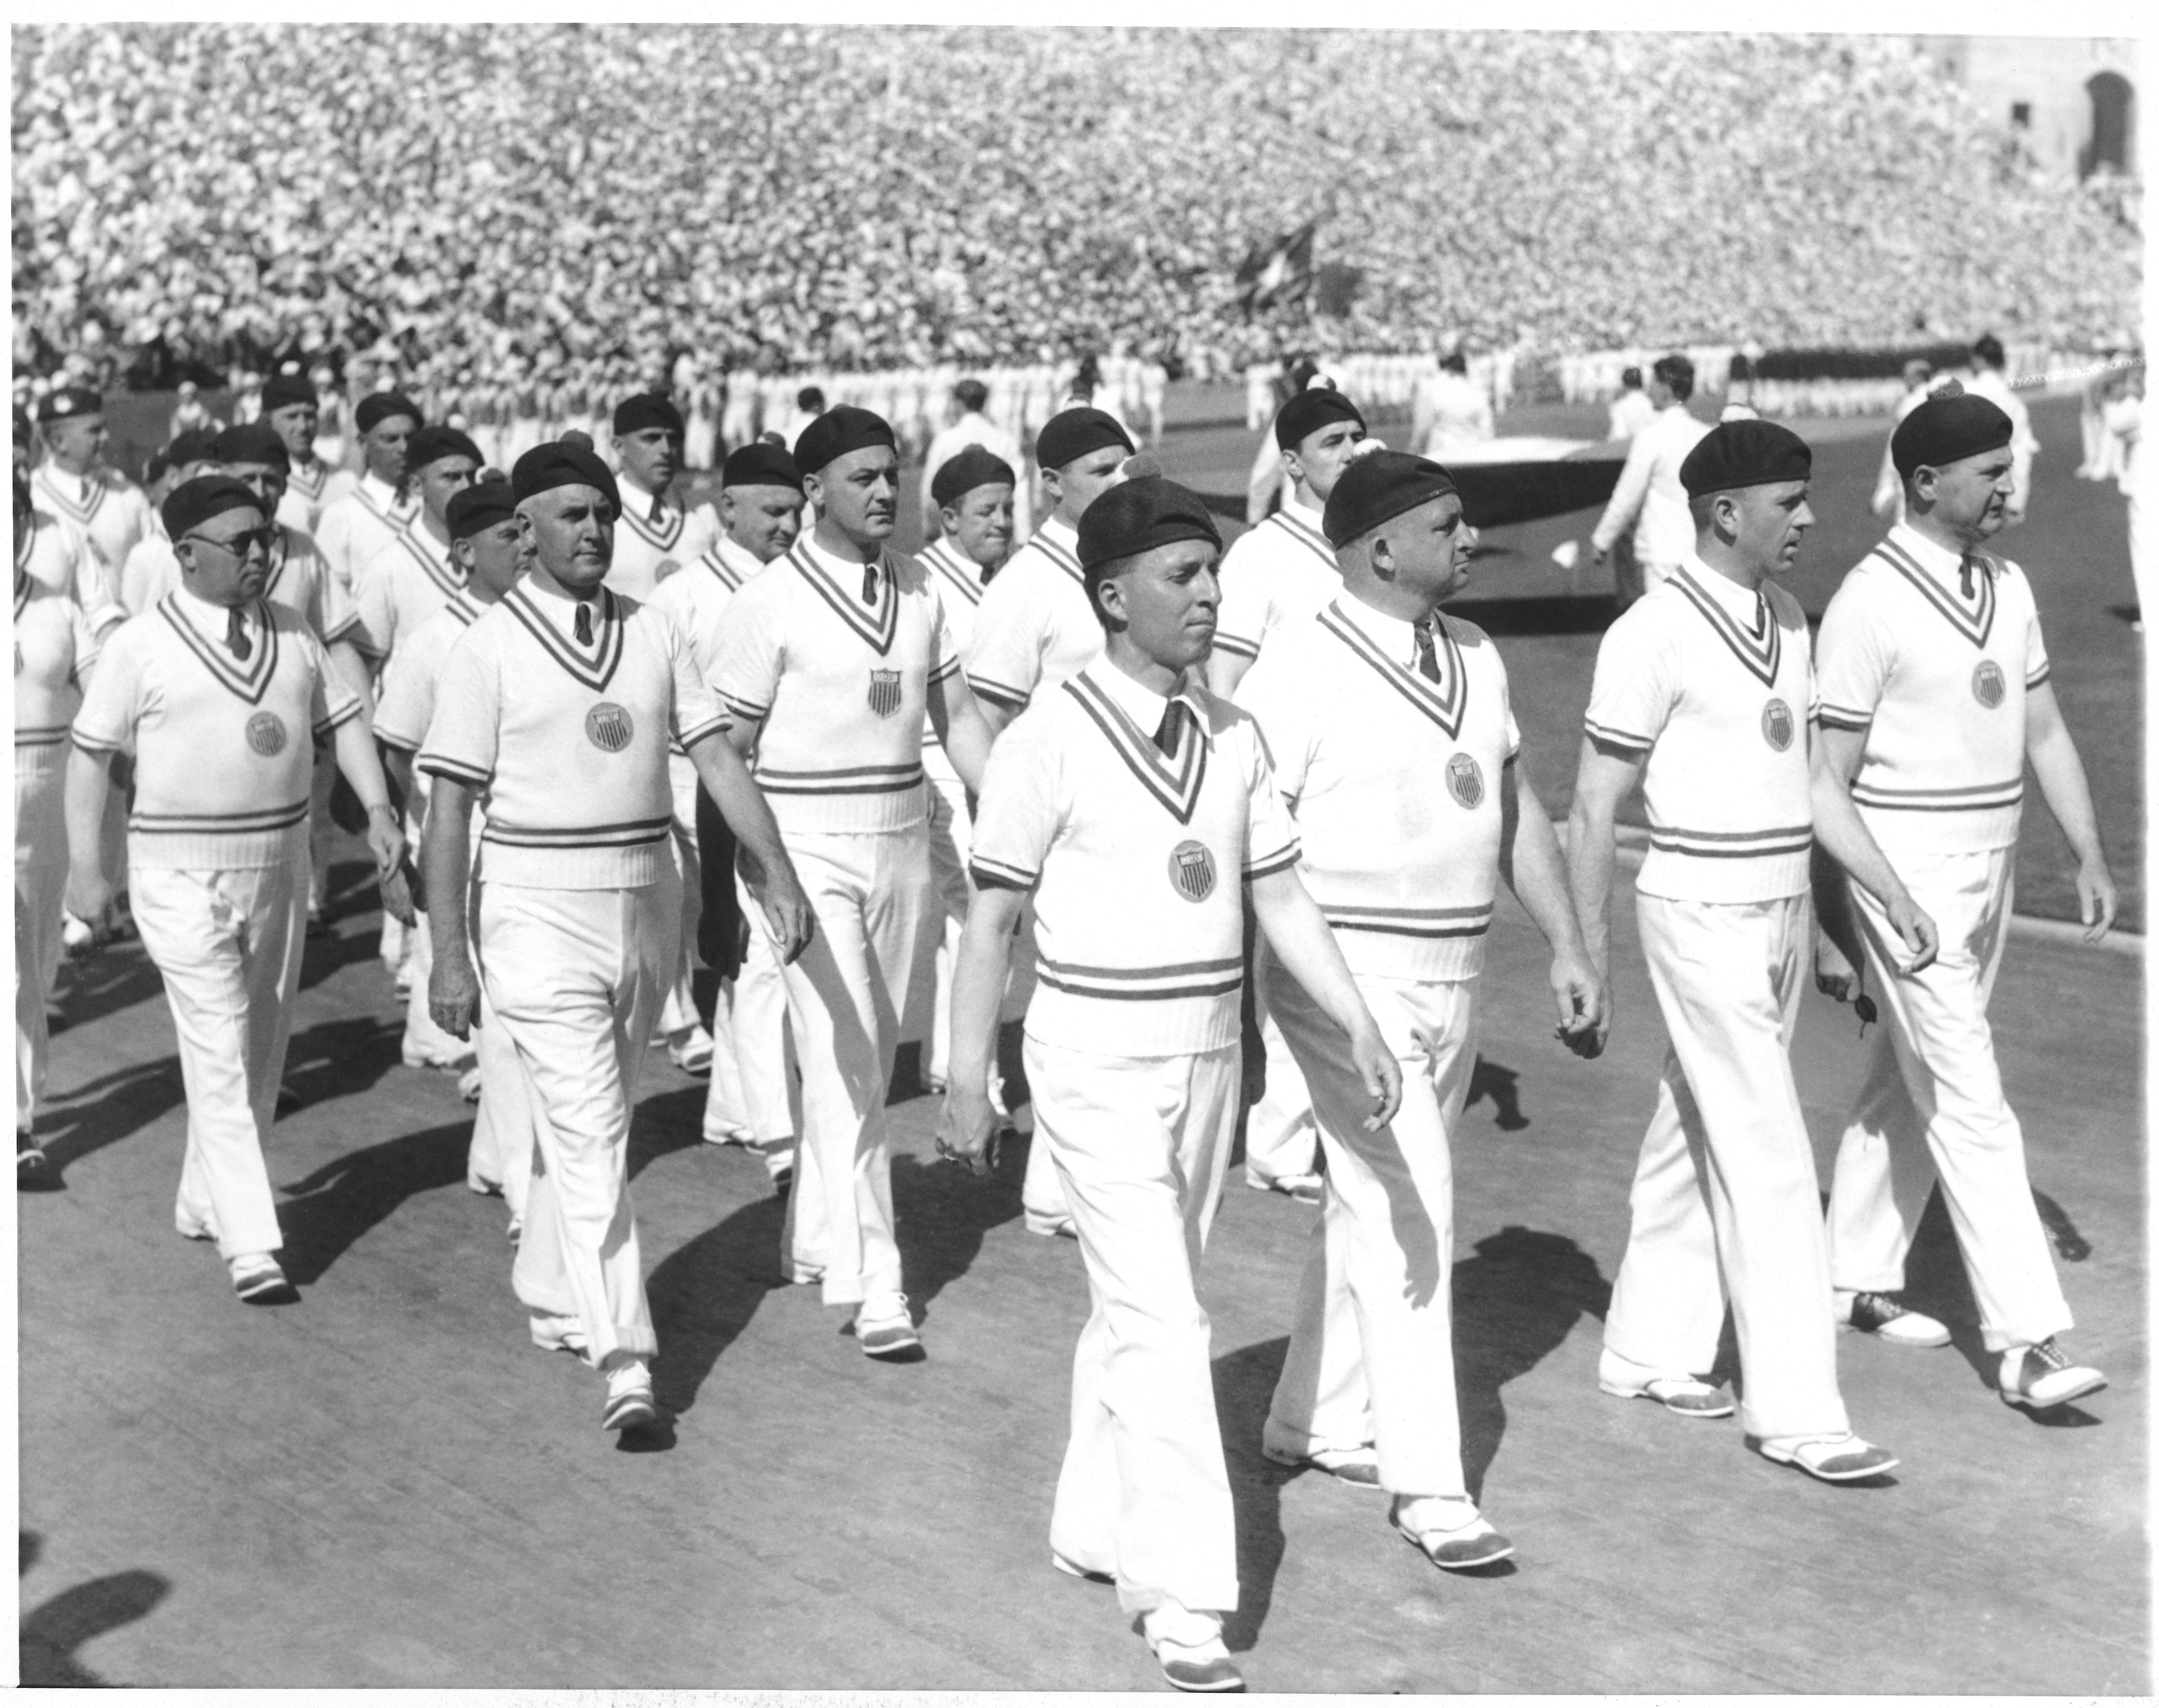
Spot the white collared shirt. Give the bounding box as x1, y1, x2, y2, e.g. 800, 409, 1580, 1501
1213, 492, 1338, 670
964, 513, 1101, 713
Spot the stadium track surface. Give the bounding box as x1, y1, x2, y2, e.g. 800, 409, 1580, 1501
19, 396, 2143, 1688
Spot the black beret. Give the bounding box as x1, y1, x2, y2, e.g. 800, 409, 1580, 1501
613, 392, 684, 437
511, 439, 621, 513
212, 423, 290, 471
721, 441, 802, 493
1679, 419, 1813, 499
1274, 386, 1365, 451
1890, 383, 2013, 478
1076, 476, 1221, 572
404, 425, 483, 471
447, 479, 518, 541
1036, 407, 1133, 473
931, 445, 1017, 509
260, 372, 315, 413
794, 405, 897, 477
354, 392, 423, 435
161, 475, 264, 540
167, 427, 223, 472
1322, 450, 1458, 548
36, 386, 102, 424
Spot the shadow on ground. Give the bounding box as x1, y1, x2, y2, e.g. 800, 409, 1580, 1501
19, 1531, 170, 1688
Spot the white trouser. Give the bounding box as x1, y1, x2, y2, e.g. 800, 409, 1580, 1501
1035, 1035, 1241, 1617
130, 839, 310, 1260
15, 744, 69, 1131
734, 870, 799, 1147
464, 976, 536, 1224
1244, 999, 1320, 1186
762, 826, 928, 1306
1263, 957, 1476, 1496
1826, 846, 2072, 1352
657, 763, 704, 1045
486, 872, 676, 1368
1605, 891, 1850, 1442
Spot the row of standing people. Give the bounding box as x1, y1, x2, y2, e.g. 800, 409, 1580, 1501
16, 374, 2119, 1693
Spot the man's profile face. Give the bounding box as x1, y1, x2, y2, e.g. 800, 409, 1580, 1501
942, 484, 1015, 572
415, 456, 480, 523
363, 413, 418, 485
455, 518, 525, 597
1284, 419, 1367, 503
223, 458, 290, 519
1098, 537, 1220, 675
1731, 478, 1813, 577
1046, 445, 1128, 522
1375, 492, 1475, 603
721, 484, 803, 563
46, 413, 107, 468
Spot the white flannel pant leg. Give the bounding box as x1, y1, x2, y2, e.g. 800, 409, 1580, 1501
490, 871, 674, 1368
15, 744, 70, 1130
1243, 996, 1320, 1187
129, 837, 309, 1259
734, 870, 800, 1160
466, 975, 537, 1224
1826, 847, 2072, 1351
762, 826, 927, 1306
1036, 1036, 1241, 1617
1263, 958, 1477, 1498
399, 775, 473, 1069
1604, 892, 1850, 1443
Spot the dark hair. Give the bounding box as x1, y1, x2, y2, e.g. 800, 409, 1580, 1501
954, 378, 990, 414
1652, 354, 1696, 401
1620, 366, 1642, 388
1440, 352, 1468, 375
1971, 333, 2006, 369
797, 386, 826, 412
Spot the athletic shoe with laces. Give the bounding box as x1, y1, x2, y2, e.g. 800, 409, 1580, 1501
1142, 1604, 1243, 1693
853, 1294, 923, 1359
1838, 1289, 1951, 1348
229, 1254, 297, 1304
600, 1359, 657, 1432
1999, 1338, 2106, 1411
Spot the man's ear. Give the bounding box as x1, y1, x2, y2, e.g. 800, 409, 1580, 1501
1094, 571, 1127, 631
1367, 533, 1396, 581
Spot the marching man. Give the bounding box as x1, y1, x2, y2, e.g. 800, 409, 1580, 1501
1238, 450, 1606, 1569
31, 386, 154, 590
648, 441, 803, 1175
351, 426, 482, 671
421, 440, 811, 1434
371, 480, 535, 1227
314, 391, 423, 595
1568, 420, 1927, 1484
1208, 382, 1371, 1204
259, 366, 355, 539
939, 475, 1401, 1693
713, 406, 995, 1357
1814, 386, 2117, 1413
66, 475, 412, 1303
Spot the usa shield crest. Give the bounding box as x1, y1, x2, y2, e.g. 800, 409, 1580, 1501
1168, 839, 1217, 902
868, 668, 902, 719
245, 711, 288, 757
585, 702, 635, 752
1972, 661, 2006, 708
1761, 698, 1795, 751
1446, 752, 1484, 809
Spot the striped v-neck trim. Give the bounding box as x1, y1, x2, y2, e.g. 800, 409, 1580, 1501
443, 589, 486, 627
1876, 536, 1995, 649
1670, 566, 1780, 689
788, 544, 897, 655
1270, 505, 1336, 570
618, 495, 685, 553
34, 469, 105, 529
922, 539, 984, 607
354, 481, 418, 530
1317, 601, 1469, 738
389, 527, 465, 600
1063, 671, 1209, 825
158, 594, 281, 705
287, 461, 330, 500
1030, 528, 1085, 587
700, 547, 744, 591
501, 584, 624, 692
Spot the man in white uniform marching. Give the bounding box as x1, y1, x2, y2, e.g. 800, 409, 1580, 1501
916, 445, 1017, 1102
67, 476, 412, 1303
1813, 387, 2117, 1413
372, 481, 535, 1229
1568, 421, 1927, 1484
31, 386, 153, 591
314, 392, 423, 596
965, 405, 1136, 1236
649, 441, 803, 1175
15, 476, 103, 1185
260, 369, 355, 539
1239, 450, 1607, 1569
1591, 355, 1711, 607
421, 441, 811, 1432
939, 475, 1400, 1693
1208, 383, 1373, 1203
352, 426, 482, 671
714, 406, 995, 1357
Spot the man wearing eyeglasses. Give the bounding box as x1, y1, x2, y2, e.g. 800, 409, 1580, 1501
67, 476, 412, 1305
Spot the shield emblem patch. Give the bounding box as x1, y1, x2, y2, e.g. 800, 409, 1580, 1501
1761, 698, 1795, 751
246, 711, 288, 757
585, 702, 635, 752
1168, 839, 1217, 902
1446, 752, 1484, 810
868, 669, 902, 719
1972, 661, 2006, 709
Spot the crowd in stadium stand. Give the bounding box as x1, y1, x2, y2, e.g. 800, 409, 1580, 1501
11, 24, 2143, 409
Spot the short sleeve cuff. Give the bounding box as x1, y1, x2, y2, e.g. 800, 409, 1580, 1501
1583, 717, 1653, 753
677, 711, 732, 748
1814, 703, 1872, 732
968, 854, 1038, 892
1243, 841, 1302, 881
969, 676, 1029, 711
417, 753, 491, 788
1211, 631, 1261, 662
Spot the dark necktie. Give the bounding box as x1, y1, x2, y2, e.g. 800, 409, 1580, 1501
574, 601, 594, 645
1959, 553, 1977, 600
1153, 700, 1186, 758
226, 605, 251, 661
650, 493, 665, 525
1413, 621, 1442, 685
862, 558, 880, 606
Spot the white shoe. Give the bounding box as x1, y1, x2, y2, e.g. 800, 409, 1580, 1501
61, 912, 93, 953
1390, 1494, 1516, 1570
1998, 1339, 2106, 1411
701, 1124, 756, 1147
457, 1066, 484, 1104
1836, 1289, 1951, 1348
1756, 1432, 1899, 1483
853, 1293, 922, 1359
601, 1358, 658, 1431
1142, 1603, 1241, 1693
1248, 1171, 1323, 1205
665, 1027, 715, 1075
